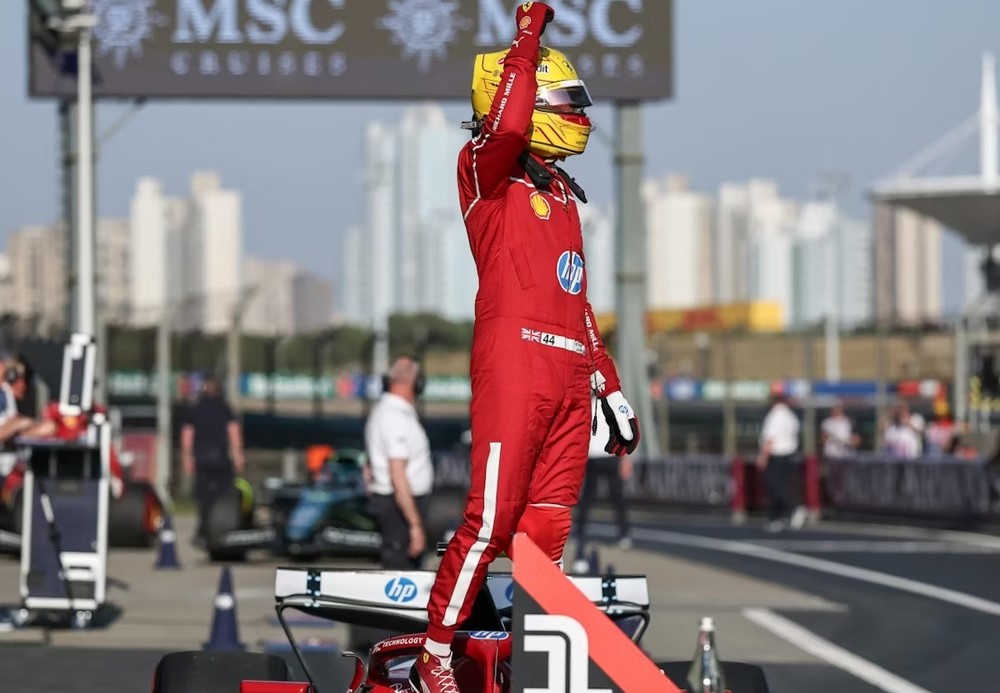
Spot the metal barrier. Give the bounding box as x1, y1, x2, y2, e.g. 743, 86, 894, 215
628, 456, 734, 508
822, 454, 998, 519
430, 451, 1000, 526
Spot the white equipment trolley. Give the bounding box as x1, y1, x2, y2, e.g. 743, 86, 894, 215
16, 333, 109, 629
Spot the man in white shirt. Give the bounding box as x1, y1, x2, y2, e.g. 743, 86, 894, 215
757, 392, 806, 531
821, 402, 858, 459
364, 356, 434, 569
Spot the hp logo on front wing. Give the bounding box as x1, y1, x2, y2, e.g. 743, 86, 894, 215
384, 577, 419, 603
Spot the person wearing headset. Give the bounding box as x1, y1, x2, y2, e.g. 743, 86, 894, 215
364, 355, 433, 570
0, 360, 34, 479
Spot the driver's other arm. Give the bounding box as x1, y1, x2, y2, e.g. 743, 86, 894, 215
389, 457, 425, 558
0, 416, 36, 442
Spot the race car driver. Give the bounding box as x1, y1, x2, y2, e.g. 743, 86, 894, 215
411, 4, 640, 691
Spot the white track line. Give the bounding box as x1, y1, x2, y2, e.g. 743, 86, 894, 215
747, 540, 996, 553
619, 526, 1000, 617
743, 608, 934, 693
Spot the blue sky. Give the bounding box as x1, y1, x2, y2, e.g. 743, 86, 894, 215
3, 0, 997, 311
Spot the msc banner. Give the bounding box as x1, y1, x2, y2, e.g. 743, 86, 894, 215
29, 0, 673, 101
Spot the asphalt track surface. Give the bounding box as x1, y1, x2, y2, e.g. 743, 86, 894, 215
2, 516, 999, 692
586, 516, 1000, 693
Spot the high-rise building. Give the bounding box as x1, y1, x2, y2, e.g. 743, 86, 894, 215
713, 183, 750, 304
243, 258, 333, 335
792, 201, 873, 329
713, 179, 798, 325
873, 203, 943, 324
0, 254, 10, 317
165, 197, 193, 320
6, 225, 67, 332
433, 214, 478, 321
243, 258, 297, 335
644, 175, 714, 310
349, 105, 476, 326
292, 269, 334, 333
581, 203, 614, 313
396, 105, 467, 312
339, 225, 365, 324
7, 220, 131, 330
191, 172, 242, 334
97, 218, 131, 324
129, 177, 169, 326
365, 121, 397, 336
129, 172, 242, 333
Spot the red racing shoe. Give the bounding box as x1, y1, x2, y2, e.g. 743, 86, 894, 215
409, 649, 459, 693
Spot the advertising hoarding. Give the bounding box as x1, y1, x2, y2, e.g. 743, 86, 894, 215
29, 0, 673, 101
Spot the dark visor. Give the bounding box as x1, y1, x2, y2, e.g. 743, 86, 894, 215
536, 80, 593, 114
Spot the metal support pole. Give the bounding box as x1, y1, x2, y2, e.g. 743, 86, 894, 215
372, 327, 390, 381
75, 21, 95, 337
824, 315, 840, 382
227, 308, 242, 413
156, 307, 172, 504
722, 331, 736, 458
94, 307, 107, 404
613, 101, 660, 459
875, 322, 889, 444
802, 331, 817, 457
59, 99, 77, 331
312, 337, 324, 419
265, 338, 277, 415
955, 316, 968, 427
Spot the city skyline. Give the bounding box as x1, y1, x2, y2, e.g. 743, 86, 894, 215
341, 104, 476, 326
0, 169, 332, 336
4, 2, 1000, 302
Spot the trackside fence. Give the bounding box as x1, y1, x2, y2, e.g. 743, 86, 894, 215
432, 452, 1000, 526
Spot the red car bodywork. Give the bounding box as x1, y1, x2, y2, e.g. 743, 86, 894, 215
239, 632, 514, 693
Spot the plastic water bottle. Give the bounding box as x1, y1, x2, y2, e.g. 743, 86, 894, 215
686, 617, 726, 693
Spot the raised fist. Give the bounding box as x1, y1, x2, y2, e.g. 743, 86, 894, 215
516, 2, 555, 37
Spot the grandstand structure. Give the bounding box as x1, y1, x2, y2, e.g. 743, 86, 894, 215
872, 54, 1000, 430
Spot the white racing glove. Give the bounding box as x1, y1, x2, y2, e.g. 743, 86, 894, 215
600, 391, 640, 456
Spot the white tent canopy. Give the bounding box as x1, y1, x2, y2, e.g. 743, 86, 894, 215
871, 176, 1000, 247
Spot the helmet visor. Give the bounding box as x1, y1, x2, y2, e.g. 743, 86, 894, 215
536, 80, 593, 115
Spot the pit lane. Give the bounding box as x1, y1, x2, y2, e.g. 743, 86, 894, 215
1, 514, 997, 692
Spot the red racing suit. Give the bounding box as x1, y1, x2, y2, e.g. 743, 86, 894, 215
425, 26, 622, 646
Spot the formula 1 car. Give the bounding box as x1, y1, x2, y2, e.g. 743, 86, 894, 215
150, 555, 770, 692
202, 448, 382, 562
204, 448, 457, 563
0, 444, 162, 553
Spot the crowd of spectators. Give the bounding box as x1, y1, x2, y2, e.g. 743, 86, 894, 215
816, 400, 981, 461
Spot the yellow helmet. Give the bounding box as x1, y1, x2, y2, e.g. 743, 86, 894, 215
471, 46, 594, 159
